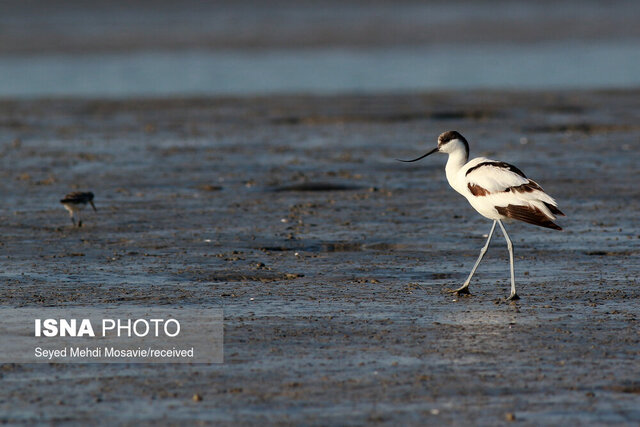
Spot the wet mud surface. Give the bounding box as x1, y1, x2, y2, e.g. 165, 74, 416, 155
0, 91, 639, 424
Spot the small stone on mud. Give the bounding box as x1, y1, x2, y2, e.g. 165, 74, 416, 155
197, 184, 222, 192
192, 393, 203, 402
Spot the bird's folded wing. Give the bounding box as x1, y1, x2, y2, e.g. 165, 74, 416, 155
61, 192, 90, 203
465, 160, 530, 195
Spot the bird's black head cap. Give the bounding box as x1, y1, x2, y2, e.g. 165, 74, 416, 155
438, 130, 469, 156
438, 131, 467, 148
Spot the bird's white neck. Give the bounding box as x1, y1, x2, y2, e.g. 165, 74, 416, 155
444, 147, 468, 193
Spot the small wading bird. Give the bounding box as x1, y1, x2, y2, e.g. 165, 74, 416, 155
399, 131, 564, 300
60, 191, 97, 227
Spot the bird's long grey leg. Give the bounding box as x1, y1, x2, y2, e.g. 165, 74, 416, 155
70, 212, 76, 226
497, 220, 519, 300
454, 220, 497, 295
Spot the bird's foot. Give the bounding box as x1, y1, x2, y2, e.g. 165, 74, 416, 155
451, 285, 471, 296
78, 220, 83, 228
507, 293, 520, 301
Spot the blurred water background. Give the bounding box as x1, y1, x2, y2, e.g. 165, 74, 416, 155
1, 0, 639, 97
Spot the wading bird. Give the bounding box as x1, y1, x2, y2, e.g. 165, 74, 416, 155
399, 131, 564, 300
60, 191, 97, 227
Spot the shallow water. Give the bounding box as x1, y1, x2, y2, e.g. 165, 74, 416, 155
2, 41, 640, 97
2, 0, 640, 98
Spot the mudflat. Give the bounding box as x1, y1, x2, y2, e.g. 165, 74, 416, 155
0, 91, 638, 424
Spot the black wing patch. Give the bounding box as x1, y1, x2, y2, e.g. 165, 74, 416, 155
543, 202, 565, 216
466, 161, 527, 178
496, 204, 562, 230
468, 183, 491, 196
506, 181, 543, 193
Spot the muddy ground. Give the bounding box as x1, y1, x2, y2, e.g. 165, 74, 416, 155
0, 91, 639, 425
